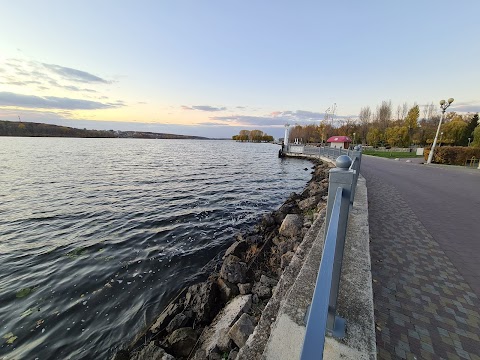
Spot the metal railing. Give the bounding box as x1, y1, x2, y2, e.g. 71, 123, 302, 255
287, 144, 360, 160
299, 152, 362, 360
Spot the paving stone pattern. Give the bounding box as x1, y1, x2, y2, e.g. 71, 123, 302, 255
365, 175, 480, 360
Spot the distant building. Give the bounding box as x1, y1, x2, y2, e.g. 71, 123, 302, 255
327, 136, 352, 149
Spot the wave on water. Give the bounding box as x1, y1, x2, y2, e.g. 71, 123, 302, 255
0, 138, 313, 359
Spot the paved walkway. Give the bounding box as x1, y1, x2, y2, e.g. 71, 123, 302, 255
362, 158, 480, 359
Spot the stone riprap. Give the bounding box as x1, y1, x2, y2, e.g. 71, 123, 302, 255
114, 158, 332, 360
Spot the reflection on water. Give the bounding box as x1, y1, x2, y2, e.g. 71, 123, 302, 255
0, 138, 312, 359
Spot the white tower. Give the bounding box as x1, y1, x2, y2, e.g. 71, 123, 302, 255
284, 124, 290, 147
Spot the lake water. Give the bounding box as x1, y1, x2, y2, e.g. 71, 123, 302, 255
0, 138, 312, 359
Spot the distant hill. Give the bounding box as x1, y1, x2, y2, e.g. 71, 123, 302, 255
0, 120, 208, 139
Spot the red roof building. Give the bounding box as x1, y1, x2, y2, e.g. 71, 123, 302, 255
327, 136, 352, 149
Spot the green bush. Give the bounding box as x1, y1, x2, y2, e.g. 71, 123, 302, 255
424, 146, 480, 165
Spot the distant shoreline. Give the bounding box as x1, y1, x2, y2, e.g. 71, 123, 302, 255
0, 120, 209, 140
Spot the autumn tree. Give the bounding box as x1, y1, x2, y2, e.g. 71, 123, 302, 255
376, 100, 393, 131
462, 113, 479, 146
249, 129, 264, 142
442, 117, 467, 146
472, 125, 480, 147
359, 107, 372, 144
385, 126, 408, 147
366, 128, 383, 147
237, 130, 250, 141
404, 105, 419, 146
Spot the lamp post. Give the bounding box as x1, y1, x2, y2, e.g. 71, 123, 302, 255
426, 98, 454, 164
353, 132, 356, 146
439, 132, 444, 147
468, 137, 471, 147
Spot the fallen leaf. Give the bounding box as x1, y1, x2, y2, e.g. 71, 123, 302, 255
21, 308, 34, 318
16, 288, 33, 298
6, 336, 17, 344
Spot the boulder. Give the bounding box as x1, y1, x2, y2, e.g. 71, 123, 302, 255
217, 278, 239, 303
298, 196, 318, 211
166, 311, 192, 334
111, 350, 129, 360
281, 251, 294, 269
167, 327, 198, 358
198, 295, 252, 356
277, 239, 294, 256
259, 275, 277, 288
237, 283, 252, 295
307, 182, 323, 197
220, 255, 247, 284
279, 214, 303, 238
130, 342, 174, 360
223, 241, 248, 260
228, 313, 255, 348
228, 349, 239, 360
215, 328, 233, 352
185, 281, 221, 324
150, 302, 182, 333
208, 351, 223, 360
252, 283, 271, 299
261, 213, 275, 228
191, 349, 207, 360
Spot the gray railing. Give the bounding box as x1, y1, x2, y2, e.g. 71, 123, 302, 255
299, 153, 362, 360
287, 144, 360, 161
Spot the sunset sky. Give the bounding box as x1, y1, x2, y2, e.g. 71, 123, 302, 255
1, 1, 479, 138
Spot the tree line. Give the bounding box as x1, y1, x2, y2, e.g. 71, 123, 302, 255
287, 100, 480, 148
0, 120, 206, 139
232, 129, 274, 142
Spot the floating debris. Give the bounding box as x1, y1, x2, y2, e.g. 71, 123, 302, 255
21, 308, 34, 318
66, 247, 88, 258
3, 332, 17, 344
16, 286, 38, 298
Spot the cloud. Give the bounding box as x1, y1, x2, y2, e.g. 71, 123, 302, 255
210, 115, 288, 126
181, 105, 227, 112
42, 63, 111, 84
0, 75, 42, 86
209, 109, 351, 128
1, 58, 110, 95
451, 102, 480, 113
61, 85, 97, 93
0, 91, 123, 110
270, 110, 325, 120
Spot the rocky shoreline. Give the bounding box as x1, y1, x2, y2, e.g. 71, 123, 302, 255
112, 158, 333, 360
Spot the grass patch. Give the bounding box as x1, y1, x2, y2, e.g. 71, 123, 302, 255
363, 150, 422, 158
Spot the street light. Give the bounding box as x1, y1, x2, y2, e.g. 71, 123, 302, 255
440, 132, 444, 147
353, 132, 356, 146
468, 137, 471, 147
426, 98, 454, 164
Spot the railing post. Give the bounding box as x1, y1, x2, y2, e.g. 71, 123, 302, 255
348, 150, 362, 207
324, 155, 354, 337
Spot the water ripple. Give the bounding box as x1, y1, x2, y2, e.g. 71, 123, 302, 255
0, 138, 312, 359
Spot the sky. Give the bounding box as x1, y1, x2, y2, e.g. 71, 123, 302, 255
1, 0, 479, 139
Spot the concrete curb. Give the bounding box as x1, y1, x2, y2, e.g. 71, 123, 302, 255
239, 173, 376, 359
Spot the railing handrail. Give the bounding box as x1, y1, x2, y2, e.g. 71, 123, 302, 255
300, 187, 345, 359
286, 147, 361, 360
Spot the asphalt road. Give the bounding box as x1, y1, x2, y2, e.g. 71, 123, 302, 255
361, 156, 480, 298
